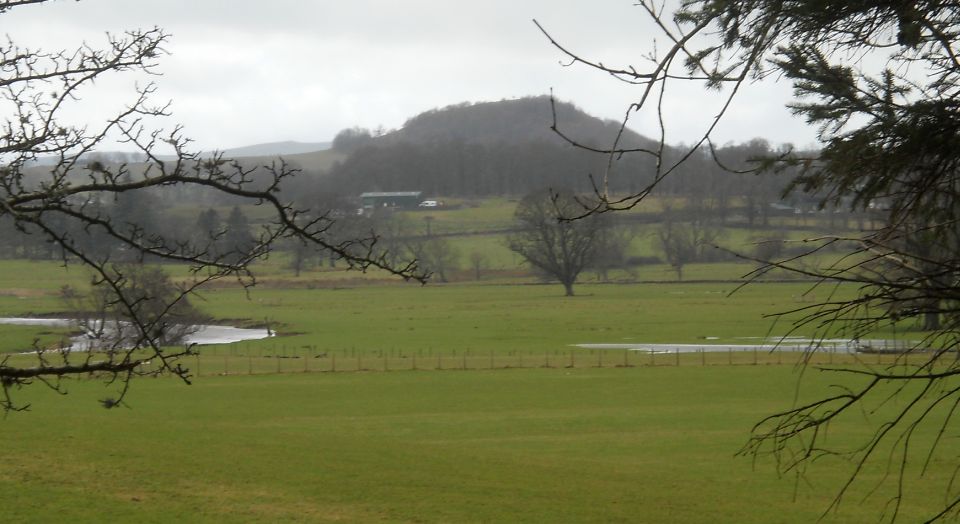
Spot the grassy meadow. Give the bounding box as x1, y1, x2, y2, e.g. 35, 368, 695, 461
0, 367, 952, 523
0, 199, 940, 522
0, 259, 863, 357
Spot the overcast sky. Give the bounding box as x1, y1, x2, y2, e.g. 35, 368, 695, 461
8, 0, 819, 152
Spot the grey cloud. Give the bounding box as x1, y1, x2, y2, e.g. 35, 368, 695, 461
4, 0, 816, 150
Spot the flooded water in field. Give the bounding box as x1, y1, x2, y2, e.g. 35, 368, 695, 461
0, 317, 271, 350
574, 338, 913, 354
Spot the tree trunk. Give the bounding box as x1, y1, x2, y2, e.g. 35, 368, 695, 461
924, 301, 941, 331
563, 281, 575, 296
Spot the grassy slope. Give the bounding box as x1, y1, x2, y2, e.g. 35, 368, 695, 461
0, 368, 947, 523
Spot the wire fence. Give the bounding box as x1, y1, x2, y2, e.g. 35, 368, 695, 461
146, 343, 928, 378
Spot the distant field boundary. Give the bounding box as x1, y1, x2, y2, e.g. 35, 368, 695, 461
132, 344, 919, 378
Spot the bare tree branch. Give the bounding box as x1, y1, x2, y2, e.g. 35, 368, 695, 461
539, 1, 960, 519
0, 0, 425, 409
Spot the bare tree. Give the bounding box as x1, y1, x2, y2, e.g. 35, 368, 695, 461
537, 1, 960, 519
61, 265, 209, 349
469, 251, 487, 281
657, 203, 720, 281
589, 222, 636, 282
283, 237, 317, 277
405, 236, 459, 283
657, 221, 697, 282
0, 0, 423, 410
507, 189, 607, 296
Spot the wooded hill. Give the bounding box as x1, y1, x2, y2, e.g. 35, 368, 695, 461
15, 96, 802, 212
9, 96, 809, 228
0, 96, 821, 266
315, 96, 799, 209
385, 96, 653, 149
318, 96, 652, 197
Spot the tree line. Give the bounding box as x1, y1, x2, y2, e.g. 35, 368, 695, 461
316, 130, 803, 223
0, 195, 255, 264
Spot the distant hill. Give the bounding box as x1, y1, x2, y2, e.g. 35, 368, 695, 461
382, 96, 652, 150
26, 140, 332, 167
234, 148, 345, 174
322, 96, 661, 197
214, 141, 331, 158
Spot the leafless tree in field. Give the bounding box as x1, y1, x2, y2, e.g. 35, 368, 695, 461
508, 189, 608, 296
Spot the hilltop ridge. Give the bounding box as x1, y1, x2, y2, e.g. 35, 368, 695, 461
385, 96, 651, 150
322, 96, 659, 197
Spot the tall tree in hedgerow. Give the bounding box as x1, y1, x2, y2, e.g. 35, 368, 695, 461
508, 190, 607, 296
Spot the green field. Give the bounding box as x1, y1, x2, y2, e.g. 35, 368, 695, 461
0, 259, 868, 356
0, 367, 950, 523
0, 196, 934, 523
198, 281, 858, 352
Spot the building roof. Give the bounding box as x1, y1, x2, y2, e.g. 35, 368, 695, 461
360, 191, 422, 198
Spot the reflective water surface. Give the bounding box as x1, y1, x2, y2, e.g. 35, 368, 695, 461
0, 317, 271, 350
